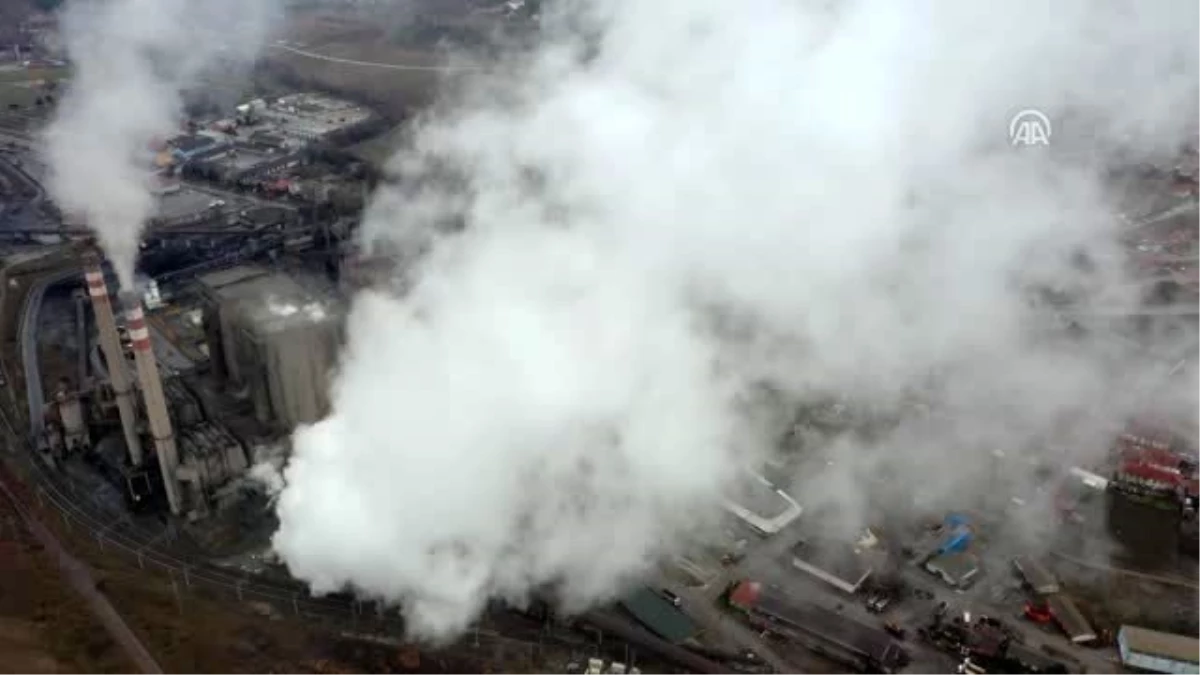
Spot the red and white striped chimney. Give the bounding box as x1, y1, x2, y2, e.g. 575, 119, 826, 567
82, 254, 144, 467
122, 294, 183, 516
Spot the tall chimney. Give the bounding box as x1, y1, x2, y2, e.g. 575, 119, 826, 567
83, 253, 144, 467
122, 293, 184, 516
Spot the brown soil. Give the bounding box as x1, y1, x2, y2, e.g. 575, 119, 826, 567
0, 504, 132, 673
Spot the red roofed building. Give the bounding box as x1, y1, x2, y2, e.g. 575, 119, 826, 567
1118, 460, 1185, 493
727, 580, 761, 610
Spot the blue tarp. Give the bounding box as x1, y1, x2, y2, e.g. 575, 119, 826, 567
938, 525, 973, 555
944, 513, 970, 528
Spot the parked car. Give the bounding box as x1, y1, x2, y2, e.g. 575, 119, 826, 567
660, 589, 682, 607
884, 621, 908, 640
1023, 602, 1053, 624
866, 593, 892, 613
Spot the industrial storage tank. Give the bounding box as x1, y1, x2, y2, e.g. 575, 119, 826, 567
198, 266, 342, 431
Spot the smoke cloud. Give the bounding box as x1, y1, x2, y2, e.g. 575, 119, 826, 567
42, 0, 279, 287
273, 0, 1198, 640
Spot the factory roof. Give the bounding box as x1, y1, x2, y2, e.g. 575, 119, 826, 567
1119, 625, 1200, 664
170, 134, 217, 153
924, 550, 980, 588
1045, 594, 1096, 644
737, 582, 906, 669
222, 147, 277, 171
1012, 556, 1060, 595
722, 470, 802, 535
617, 586, 697, 644
155, 186, 216, 220
248, 130, 288, 147
198, 265, 336, 335
240, 205, 290, 228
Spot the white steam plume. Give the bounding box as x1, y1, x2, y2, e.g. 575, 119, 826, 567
273, 0, 1198, 640
42, 0, 279, 287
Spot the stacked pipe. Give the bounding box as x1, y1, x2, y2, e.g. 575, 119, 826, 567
83, 254, 144, 467
122, 293, 184, 516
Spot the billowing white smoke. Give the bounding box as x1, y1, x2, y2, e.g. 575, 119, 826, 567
42, 0, 278, 287
273, 0, 1198, 640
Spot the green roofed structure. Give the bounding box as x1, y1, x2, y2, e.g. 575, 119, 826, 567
618, 586, 697, 644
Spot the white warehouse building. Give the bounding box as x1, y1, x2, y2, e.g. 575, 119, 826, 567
1117, 625, 1200, 674
723, 470, 803, 536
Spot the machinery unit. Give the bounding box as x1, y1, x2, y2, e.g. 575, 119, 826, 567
54, 388, 90, 452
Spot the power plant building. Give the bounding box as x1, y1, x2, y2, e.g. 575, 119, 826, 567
198, 266, 341, 431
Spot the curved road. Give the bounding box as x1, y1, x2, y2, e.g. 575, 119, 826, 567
269, 43, 482, 72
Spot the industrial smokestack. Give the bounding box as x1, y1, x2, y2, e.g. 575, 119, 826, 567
121, 293, 183, 516
83, 252, 144, 467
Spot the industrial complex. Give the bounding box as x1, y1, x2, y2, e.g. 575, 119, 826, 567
8, 108, 1198, 675
0, 1, 1196, 673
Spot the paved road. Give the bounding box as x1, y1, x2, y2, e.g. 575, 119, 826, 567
180, 180, 299, 213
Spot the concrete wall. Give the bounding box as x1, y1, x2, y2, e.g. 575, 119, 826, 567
259, 320, 338, 429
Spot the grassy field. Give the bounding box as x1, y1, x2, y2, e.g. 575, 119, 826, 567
261, 45, 445, 122
0, 66, 68, 84
0, 482, 131, 673
261, 8, 490, 122
0, 64, 67, 112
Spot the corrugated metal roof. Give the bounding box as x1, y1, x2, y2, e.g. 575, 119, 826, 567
618, 587, 696, 644
749, 585, 903, 668
1120, 625, 1200, 664
1046, 594, 1095, 642
791, 539, 873, 593
1012, 556, 1060, 595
